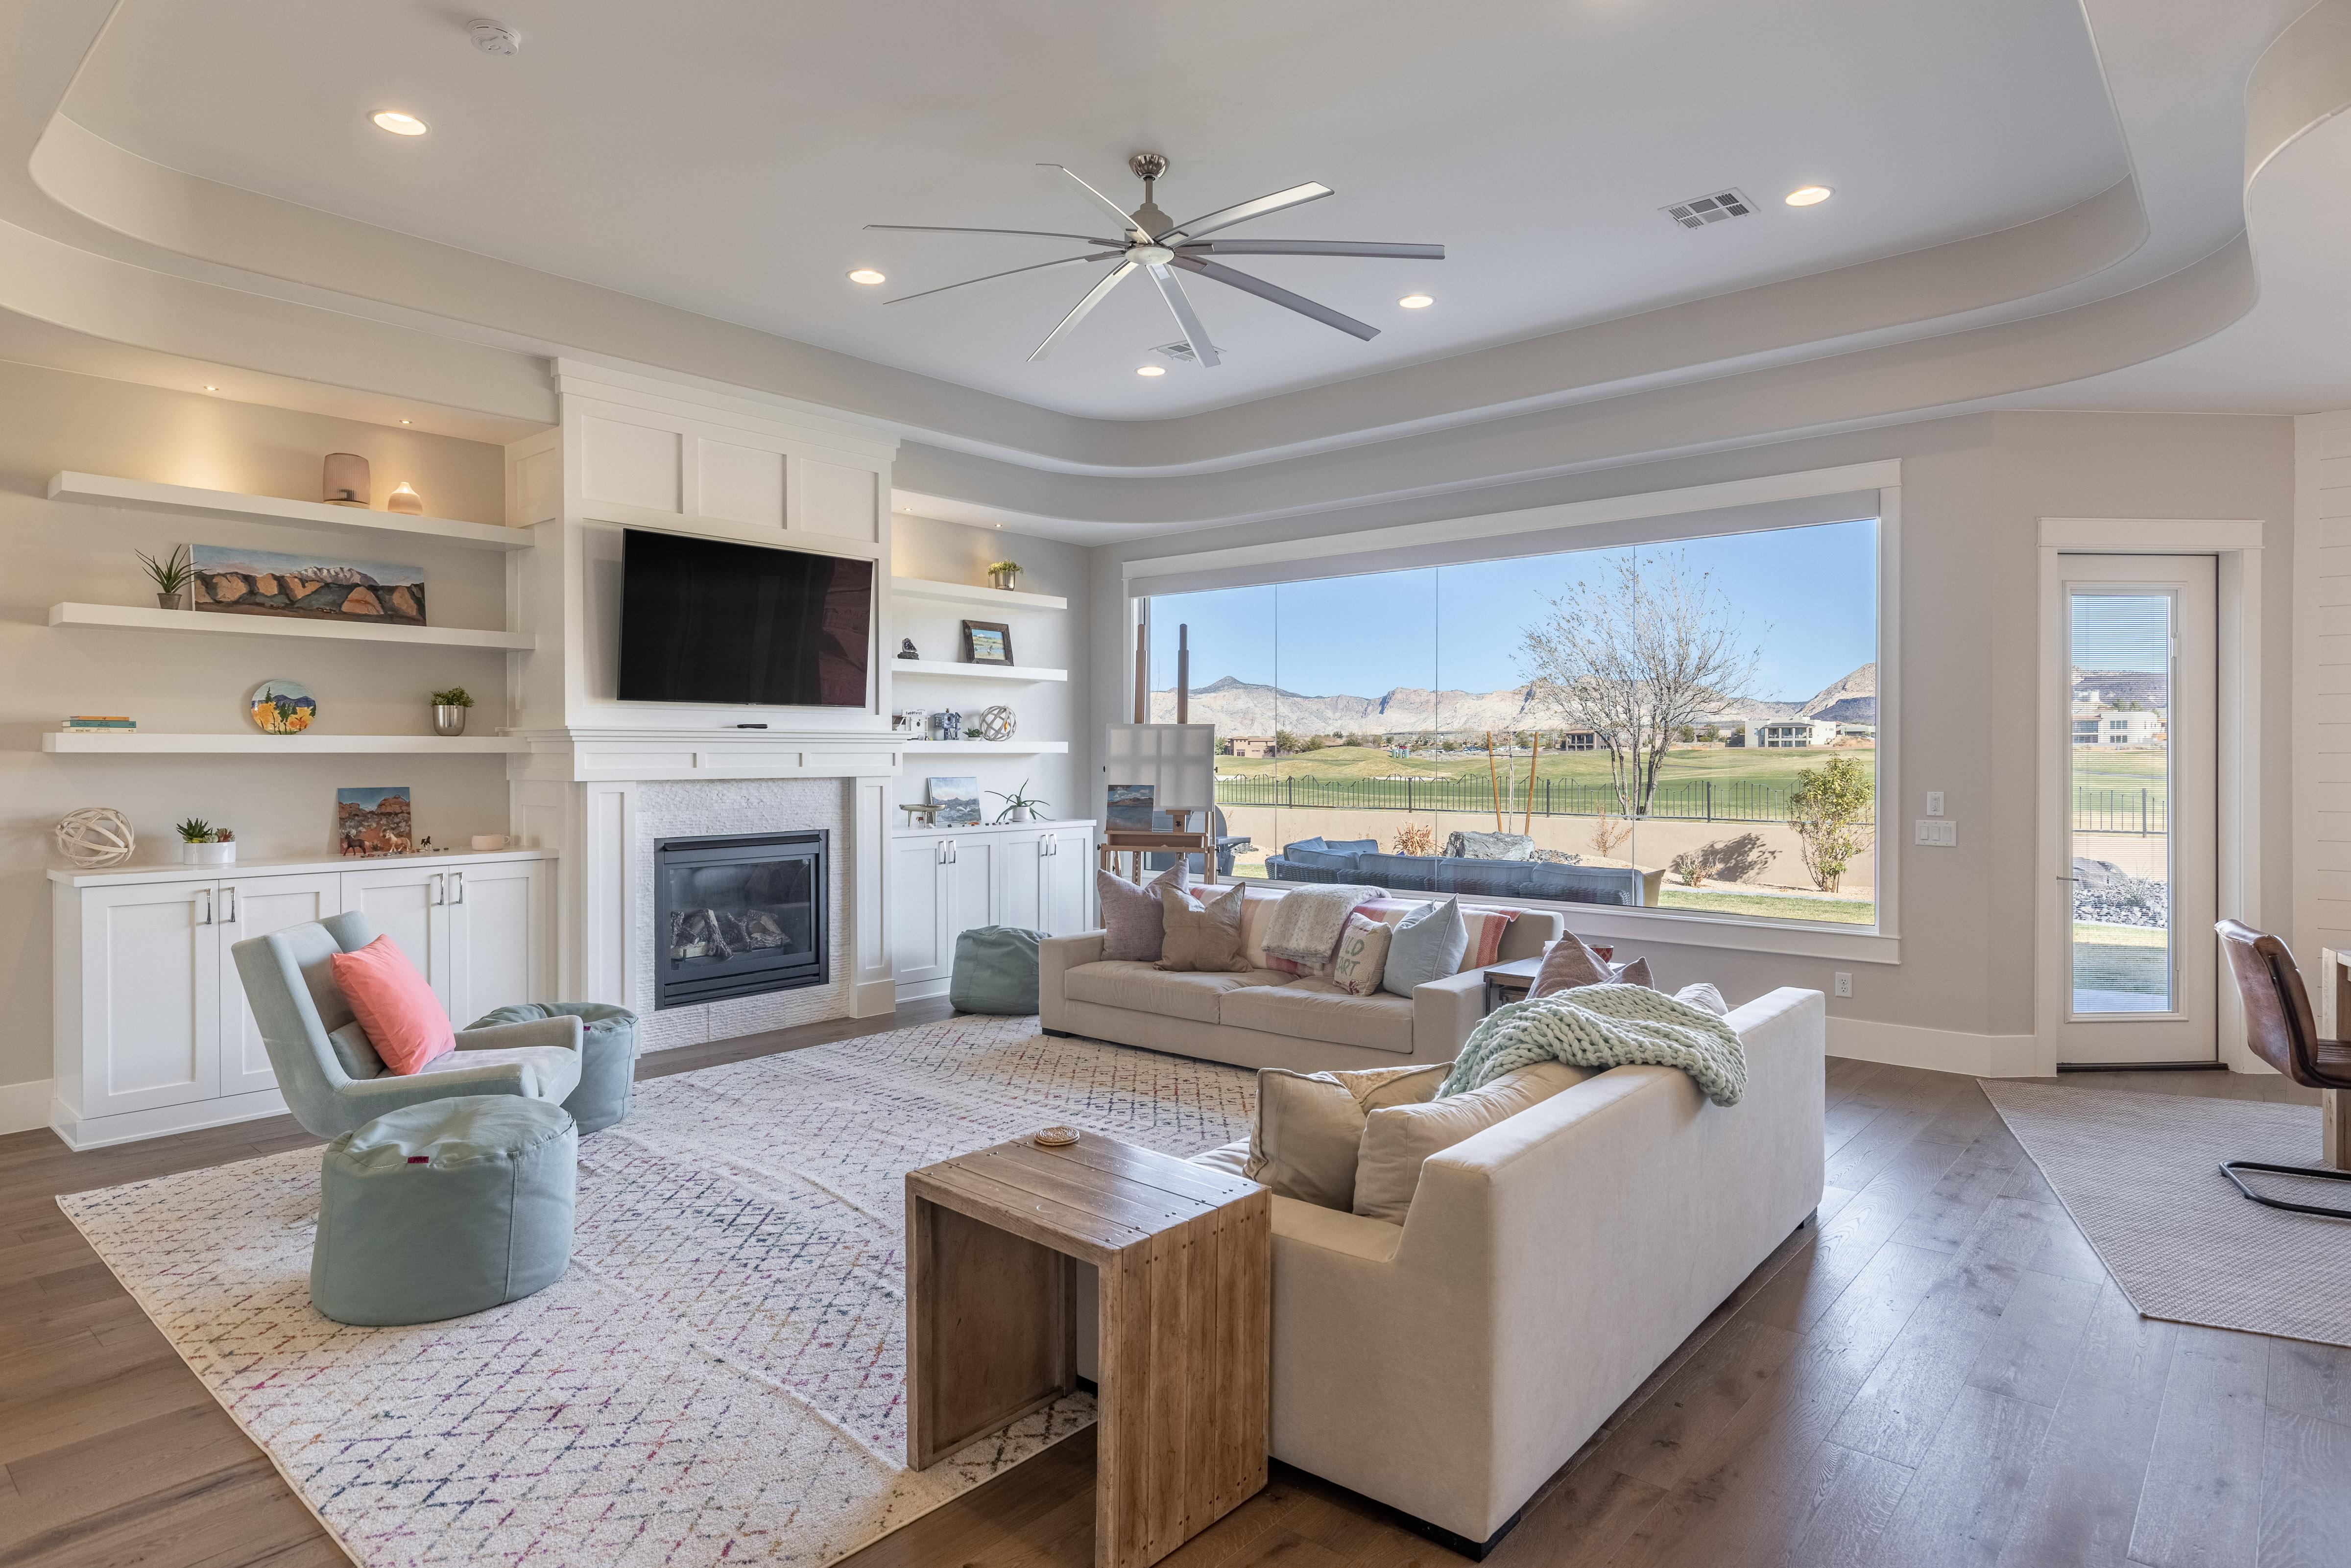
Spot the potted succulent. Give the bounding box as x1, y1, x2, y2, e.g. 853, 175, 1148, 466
989, 781, 1049, 824
138, 545, 193, 610
176, 818, 236, 865
431, 686, 475, 736
986, 559, 1023, 592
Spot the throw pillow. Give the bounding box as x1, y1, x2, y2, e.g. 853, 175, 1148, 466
1245, 1063, 1451, 1210
1676, 981, 1730, 1016
1614, 956, 1655, 988
1456, 906, 1522, 972
326, 1019, 386, 1080
1353, 1061, 1592, 1222
1158, 882, 1249, 972
1382, 896, 1470, 996
1527, 931, 1612, 998
1237, 890, 1303, 974
328, 934, 455, 1074
1095, 862, 1190, 962
1329, 912, 1394, 996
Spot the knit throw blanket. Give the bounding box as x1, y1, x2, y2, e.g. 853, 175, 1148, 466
1438, 983, 1749, 1106
1262, 883, 1382, 967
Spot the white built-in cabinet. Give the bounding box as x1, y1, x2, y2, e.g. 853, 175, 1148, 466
50, 850, 554, 1150
889, 820, 1095, 999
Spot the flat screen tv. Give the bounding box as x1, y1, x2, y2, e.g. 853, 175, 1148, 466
617, 529, 874, 707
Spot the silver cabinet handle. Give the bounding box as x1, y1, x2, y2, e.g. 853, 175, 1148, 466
196, 887, 213, 926
430, 873, 445, 905
451, 871, 466, 905
222, 886, 238, 925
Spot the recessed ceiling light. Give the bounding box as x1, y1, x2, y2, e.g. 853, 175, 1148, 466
1784, 185, 1833, 207
1136, 364, 1166, 377
847, 268, 886, 285
1398, 294, 1434, 309
400, 419, 412, 425
372, 111, 428, 136
202, 384, 218, 392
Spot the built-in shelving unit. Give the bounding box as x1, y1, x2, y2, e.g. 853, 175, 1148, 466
898, 739, 1070, 755
893, 658, 1067, 684
48, 602, 535, 651
47, 472, 533, 553
43, 733, 528, 755
890, 575, 1068, 612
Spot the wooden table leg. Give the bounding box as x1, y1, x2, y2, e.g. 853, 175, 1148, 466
906, 1194, 1076, 1469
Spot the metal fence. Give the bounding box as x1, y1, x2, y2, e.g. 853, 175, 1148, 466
2072, 787, 2167, 836
1213, 775, 1861, 825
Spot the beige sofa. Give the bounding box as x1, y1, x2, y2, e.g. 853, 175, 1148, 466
1039, 903, 1565, 1072
1214, 985, 1826, 1552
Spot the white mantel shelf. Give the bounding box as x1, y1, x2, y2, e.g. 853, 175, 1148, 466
49, 602, 534, 651
889, 576, 1068, 612
898, 739, 1069, 754
506, 728, 910, 784
48, 846, 554, 888
891, 659, 1067, 684
48, 472, 533, 553
43, 732, 525, 754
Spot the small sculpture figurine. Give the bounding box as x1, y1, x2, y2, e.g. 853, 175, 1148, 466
929, 710, 963, 741
897, 637, 919, 660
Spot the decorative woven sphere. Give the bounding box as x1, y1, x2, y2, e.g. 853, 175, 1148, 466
55, 807, 136, 868
977, 704, 1017, 742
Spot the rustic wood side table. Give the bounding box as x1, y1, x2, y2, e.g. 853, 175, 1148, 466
905, 1134, 1270, 1568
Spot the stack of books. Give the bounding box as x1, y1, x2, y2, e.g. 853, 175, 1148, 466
60, 715, 137, 733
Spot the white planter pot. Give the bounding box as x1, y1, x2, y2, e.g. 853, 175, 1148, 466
1007, 806, 1035, 823
182, 841, 236, 865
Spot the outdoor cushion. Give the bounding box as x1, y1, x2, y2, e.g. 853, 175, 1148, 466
1221, 977, 1417, 1054
1064, 961, 1282, 1024
948, 926, 1047, 1014
465, 1001, 638, 1133
1283, 847, 1363, 871
419, 1044, 582, 1105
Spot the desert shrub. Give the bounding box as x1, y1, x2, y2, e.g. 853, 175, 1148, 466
1393, 822, 1436, 857
1788, 757, 1873, 892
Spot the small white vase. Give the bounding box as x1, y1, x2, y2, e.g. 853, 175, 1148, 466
183, 841, 236, 865
1007, 805, 1035, 823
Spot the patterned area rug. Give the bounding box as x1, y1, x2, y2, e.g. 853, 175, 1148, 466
59, 1017, 1255, 1568
1982, 1081, 2351, 1347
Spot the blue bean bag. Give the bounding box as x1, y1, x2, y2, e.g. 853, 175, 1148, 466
951, 926, 1048, 1015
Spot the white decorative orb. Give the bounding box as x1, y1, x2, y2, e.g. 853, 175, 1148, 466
55, 807, 136, 868
977, 704, 1017, 742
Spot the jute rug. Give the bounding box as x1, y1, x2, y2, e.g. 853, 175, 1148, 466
59, 1017, 1256, 1568
1981, 1081, 2351, 1347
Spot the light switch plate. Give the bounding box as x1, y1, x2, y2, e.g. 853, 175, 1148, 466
1915, 819, 1958, 847
1925, 791, 1945, 817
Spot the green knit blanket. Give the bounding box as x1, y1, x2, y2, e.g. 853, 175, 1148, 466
1438, 983, 1748, 1106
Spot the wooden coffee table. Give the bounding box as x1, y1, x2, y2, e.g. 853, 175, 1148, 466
905, 1134, 1270, 1568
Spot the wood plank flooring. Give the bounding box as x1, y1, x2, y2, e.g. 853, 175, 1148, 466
3, 1022, 2347, 1568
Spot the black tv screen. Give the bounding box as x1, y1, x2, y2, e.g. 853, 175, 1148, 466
617, 529, 874, 707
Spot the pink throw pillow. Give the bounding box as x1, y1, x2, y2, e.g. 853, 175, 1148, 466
330, 935, 456, 1074
1457, 907, 1522, 971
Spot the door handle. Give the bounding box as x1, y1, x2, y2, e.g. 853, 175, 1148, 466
430, 873, 445, 905
196, 887, 213, 926
451, 871, 466, 905
222, 886, 238, 925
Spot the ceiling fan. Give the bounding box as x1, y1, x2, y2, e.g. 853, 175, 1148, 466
866, 153, 1444, 368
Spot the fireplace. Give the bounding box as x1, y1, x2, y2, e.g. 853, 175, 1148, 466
653, 831, 827, 1008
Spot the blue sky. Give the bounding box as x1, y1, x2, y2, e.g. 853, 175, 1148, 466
2070, 593, 2170, 672
1147, 519, 1877, 704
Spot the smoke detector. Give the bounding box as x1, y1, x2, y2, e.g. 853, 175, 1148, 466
469, 19, 521, 55
1661, 189, 1754, 230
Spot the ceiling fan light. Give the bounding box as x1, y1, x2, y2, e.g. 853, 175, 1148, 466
1136, 365, 1167, 377
1784, 185, 1833, 207
1398, 293, 1434, 309
371, 111, 428, 136
847, 268, 887, 285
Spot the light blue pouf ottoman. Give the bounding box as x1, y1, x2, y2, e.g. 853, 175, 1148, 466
311, 1094, 576, 1326
949, 926, 1048, 1014
467, 1001, 639, 1132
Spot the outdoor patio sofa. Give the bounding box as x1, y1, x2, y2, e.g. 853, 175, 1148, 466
1264, 836, 1661, 905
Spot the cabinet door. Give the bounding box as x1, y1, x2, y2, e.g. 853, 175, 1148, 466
339, 864, 454, 1006
996, 832, 1048, 933
889, 836, 952, 985
945, 835, 997, 939
217, 873, 344, 1096
444, 860, 546, 1024
1041, 832, 1091, 935
76, 881, 220, 1117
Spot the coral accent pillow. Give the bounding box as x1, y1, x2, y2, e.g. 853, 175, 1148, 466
1455, 907, 1522, 972
329, 935, 456, 1074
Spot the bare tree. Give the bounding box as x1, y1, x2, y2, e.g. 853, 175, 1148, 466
1519, 551, 1764, 818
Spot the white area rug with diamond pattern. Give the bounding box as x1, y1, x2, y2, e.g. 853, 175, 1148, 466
58, 1017, 1256, 1568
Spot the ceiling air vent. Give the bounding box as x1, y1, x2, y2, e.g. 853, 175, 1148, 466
1152, 340, 1202, 362
1662, 189, 1754, 230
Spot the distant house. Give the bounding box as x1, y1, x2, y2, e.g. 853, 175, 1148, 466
1226, 735, 1277, 758
2071, 704, 2163, 747
1746, 717, 1839, 749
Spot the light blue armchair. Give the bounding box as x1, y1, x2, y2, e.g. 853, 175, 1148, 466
231, 912, 583, 1139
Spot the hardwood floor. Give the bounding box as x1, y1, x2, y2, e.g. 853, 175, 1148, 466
3, 1022, 2347, 1568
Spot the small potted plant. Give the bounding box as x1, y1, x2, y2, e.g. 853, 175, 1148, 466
989, 781, 1049, 824
176, 818, 236, 865
431, 687, 475, 736
987, 559, 1023, 592
138, 545, 192, 610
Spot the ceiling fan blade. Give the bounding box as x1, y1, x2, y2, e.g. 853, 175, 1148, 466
1146, 264, 1221, 367
867, 223, 1127, 247
1031, 260, 1139, 360
886, 252, 1121, 306
1161, 182, 1333, 242
1037, 164, 1145, 237
1175, 256, 1378, 341
1179, 239, 1445, 260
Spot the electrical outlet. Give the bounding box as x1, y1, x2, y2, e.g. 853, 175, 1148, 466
1915, 819, 1958, 847
1925, 791, 1945, 817
1834, 972, 1853, 998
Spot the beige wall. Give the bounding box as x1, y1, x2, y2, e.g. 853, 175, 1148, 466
0, 359, 513, 1114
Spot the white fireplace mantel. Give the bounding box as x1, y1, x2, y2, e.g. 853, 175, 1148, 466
507, 727, 908, 785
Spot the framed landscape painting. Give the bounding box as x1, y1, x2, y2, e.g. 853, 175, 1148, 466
337, 785, 414, 857
192, 546, 427, 625
926, 776, 982, 827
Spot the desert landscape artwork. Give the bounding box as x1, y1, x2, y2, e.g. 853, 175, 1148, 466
191, 546, 426, 625
336, 785, 414, 857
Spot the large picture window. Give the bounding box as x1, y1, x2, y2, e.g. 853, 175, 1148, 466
1143, 517, 1880, 929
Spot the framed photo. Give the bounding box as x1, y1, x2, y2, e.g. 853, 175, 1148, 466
960, 619, 1014, 666
927, 775, 982, 827
337, 785, 413, 857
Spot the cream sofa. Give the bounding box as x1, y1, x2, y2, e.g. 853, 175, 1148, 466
1039, 903, 1565, 1072
1213, 985, 1826, 1553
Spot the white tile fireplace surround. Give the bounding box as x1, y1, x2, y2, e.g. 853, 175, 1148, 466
631, 778, 848, 1051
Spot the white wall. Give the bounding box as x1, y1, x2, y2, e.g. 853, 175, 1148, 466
0, 359, 515, 1115
2295, 410, 2351, 976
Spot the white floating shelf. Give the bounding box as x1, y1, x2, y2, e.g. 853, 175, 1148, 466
890, 575, 1067, 612
898, 740, 1070, 755
892, 659, 1067, 684
49, 602, 534, 651
48, 472, 532, 553
43, 733, 526, 755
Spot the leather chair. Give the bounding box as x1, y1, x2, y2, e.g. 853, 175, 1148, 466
2214, 919, 2351, 1217
232, 911, 585, 1140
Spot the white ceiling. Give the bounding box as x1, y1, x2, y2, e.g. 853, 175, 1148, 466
62, 0, 2128, 421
